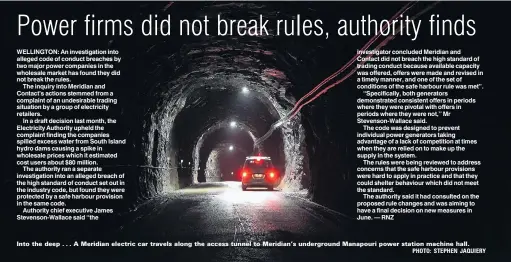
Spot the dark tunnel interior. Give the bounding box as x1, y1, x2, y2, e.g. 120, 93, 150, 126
202, 142, 248, 182
197, 128, 254, 183
58, 1, 443, 215
107, 1, 403, 213
172, 87, 286, 186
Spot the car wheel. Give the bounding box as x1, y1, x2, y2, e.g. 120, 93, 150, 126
242, 185, 247, 191
267, 186, 273, 191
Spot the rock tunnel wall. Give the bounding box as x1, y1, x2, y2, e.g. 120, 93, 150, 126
127, 102, 186, 203
204, 150, 222, 182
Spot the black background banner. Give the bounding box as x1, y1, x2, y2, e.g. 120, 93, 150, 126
5, 1, 508, 262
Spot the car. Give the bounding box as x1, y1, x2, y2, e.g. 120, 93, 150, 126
240, 156, 279, 191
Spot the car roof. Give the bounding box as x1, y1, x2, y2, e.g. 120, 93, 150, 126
245, 156, 271, 160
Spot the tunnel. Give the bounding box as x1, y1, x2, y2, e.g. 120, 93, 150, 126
202, 142, 247, 182
172, 87, 289, 185
195, 124, 257, 183
109, 1, 407, 213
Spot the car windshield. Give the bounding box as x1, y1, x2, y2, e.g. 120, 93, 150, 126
244, 159, 272, 169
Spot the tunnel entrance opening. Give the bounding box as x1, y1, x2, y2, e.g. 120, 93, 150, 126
171, 87, 291, 189
199, 130, 255, 182
217, 148, 245, 182
197, 125, 287, 188
203, 143, 249, 183
195, 119, 287, 183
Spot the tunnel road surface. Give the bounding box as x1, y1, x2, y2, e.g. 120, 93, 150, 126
99, 182, 357, 262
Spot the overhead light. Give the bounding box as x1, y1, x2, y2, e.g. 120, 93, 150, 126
230, 121, 237, 128
229, 145, 234, 151
241, 86, 249, 94
180, 159, 183, 163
